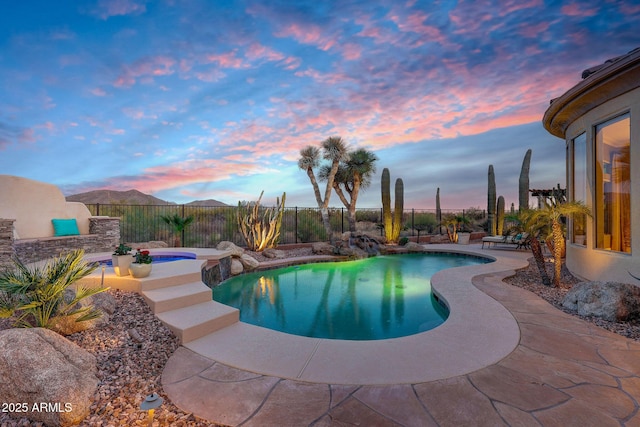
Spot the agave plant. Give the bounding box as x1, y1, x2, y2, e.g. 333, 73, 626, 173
0, 249, 107, 332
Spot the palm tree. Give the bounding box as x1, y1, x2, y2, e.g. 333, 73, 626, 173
298, 136, 349, 243
510, 210, 552, 287
160, 213, 194, 247
530, 200, 591, 287
322, 148, 378, 232
0, 249, 106, 332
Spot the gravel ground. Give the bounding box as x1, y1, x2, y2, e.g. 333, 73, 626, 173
1, 248, 638, 426
503, 256, 640, 341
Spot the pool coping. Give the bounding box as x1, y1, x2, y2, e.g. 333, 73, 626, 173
183, 244, 531, 385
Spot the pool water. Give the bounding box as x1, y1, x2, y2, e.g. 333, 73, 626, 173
213, 253, 489, 340
102, 254, 195, 266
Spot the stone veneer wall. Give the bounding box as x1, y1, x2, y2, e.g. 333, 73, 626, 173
1, 217, 120, 267
0, 219, 15, 267
201, 256, 232, 288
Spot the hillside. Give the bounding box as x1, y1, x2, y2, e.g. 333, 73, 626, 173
67, 189, 228, 206
67, 189, 173, 205
185, 199, 229, 207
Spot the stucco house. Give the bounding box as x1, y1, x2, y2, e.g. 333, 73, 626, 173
543, 47, 640, 283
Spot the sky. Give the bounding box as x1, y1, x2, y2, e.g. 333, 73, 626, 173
1, 1, 640, 209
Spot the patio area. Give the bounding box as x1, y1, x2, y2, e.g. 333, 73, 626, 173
161, 244, 640, 426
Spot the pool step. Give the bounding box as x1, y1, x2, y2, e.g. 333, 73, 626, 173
142, 282, 212, 314
156, 300, 239, 344
138, 260, 204, 291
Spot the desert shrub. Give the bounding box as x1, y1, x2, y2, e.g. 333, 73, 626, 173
399, 236, 409, 245
356, 209, 381, 223
413, 212, 438, 233
296, 209, 327, 242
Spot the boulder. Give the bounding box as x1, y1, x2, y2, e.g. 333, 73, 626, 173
562, 281, 640, 322
312, 242, 335, 255
239, 254, 260, 271
230, 258, 244, 275
0, 328, 98, 426
405, 242, 425, 252
217, 241, 245, 257
262, 248, 286, 259
338, 246, 368, 259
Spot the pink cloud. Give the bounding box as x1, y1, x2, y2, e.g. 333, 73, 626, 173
203, 51, 247, 69
91, 0, 146, 20
561, 3, 597, 17
113, 55, 176, 87
390, 11, 446, 44
98, 158, 273, 195
195, 68, 226, 82
518, 21, 550, 38
275, 23, 336, 51
246, 43, 285, 62
342, 43, 362, 60
91, 87, 107, 97
122, 107, 157, 120
18, 129, 36, 144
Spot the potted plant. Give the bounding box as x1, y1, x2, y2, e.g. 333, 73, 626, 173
129, 249, 153, 278
112, 243, 132, 276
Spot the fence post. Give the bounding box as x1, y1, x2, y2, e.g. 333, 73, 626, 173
96, 203, 100, 216
295, 207, 298, 244
181, 204, 186, 247
341, 207, 344, 234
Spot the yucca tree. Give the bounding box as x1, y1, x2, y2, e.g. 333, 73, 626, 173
530, 200, 591, 287
0, 249, 106, 332
323, 148, 378, 232
298, 136, 349, 243
510, 210, 552, 287
160, 213, 194, 247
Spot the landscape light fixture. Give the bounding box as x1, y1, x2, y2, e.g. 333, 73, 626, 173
140, 392, 163, 426
100, 264, 105, 288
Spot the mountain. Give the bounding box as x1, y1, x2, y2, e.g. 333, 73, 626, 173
66, 189, 174, 205
66, 189, 229, 206
186, 199, 229, 207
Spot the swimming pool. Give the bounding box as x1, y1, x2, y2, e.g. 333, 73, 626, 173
213, 253, 489, 340
100, 254, 196, 266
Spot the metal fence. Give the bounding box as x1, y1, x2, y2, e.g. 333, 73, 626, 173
87, 204, 487, 247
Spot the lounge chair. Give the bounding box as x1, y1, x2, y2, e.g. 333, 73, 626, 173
482, 233, 529, 249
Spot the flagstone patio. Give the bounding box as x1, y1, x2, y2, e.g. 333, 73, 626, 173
162, 245, 640, 426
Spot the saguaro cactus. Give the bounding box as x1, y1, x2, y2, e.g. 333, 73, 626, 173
392, 178, 404, 241
381, 168, 404, 243
436, 187, 442, 233
237, 191, 286, 251
488, 165, 496, 235
496, 195, 505, 236
381, 168, 392, 241
519, 149, 532, 212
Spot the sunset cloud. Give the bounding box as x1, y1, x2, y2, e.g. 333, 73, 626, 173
1, 0, 638, 208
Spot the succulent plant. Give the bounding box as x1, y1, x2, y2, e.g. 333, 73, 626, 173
519, 149, 532, 211
381, 168, 404, 243
496, 195, 505, 236
488, 165, 496, 236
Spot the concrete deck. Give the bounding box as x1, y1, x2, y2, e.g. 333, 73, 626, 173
161, 244, 640, 426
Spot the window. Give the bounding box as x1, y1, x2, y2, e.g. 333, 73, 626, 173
595, 114, 631, 253
571, 133, 587, 245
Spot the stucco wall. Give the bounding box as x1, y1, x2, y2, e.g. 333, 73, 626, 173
563, 88, 640, 285
0, 175, 92, 239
